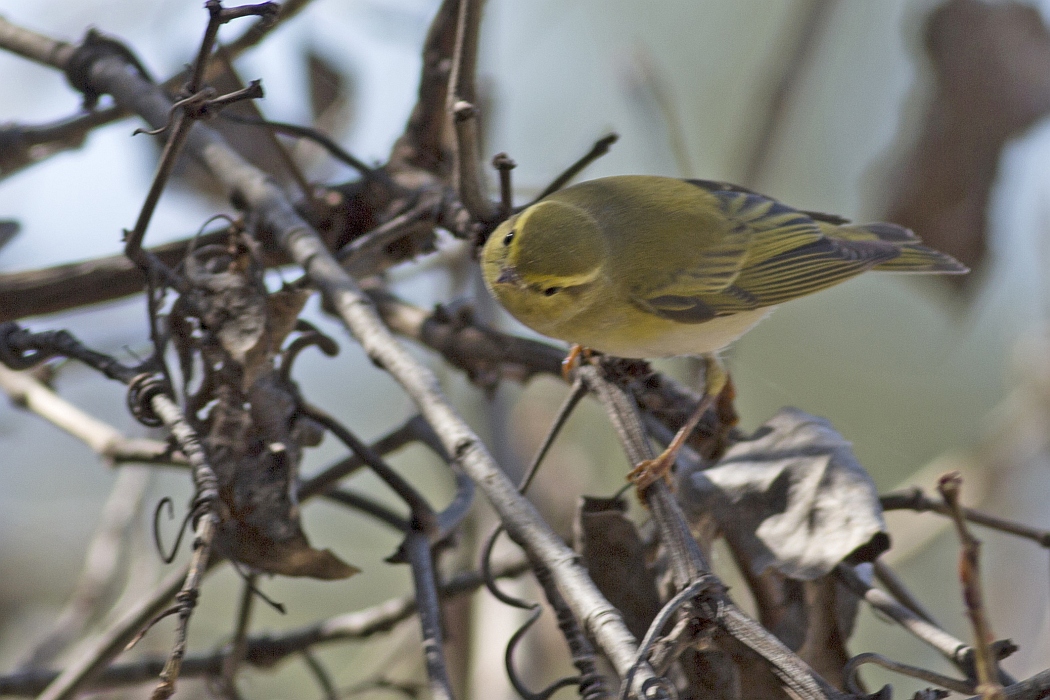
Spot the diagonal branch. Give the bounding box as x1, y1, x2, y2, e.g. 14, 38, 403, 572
0, 559, 529, 697
0, 15, 655, 692
0, 364, 183, 464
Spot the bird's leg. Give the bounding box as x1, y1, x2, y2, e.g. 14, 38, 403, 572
561, 344, 596, 381
627, 353, 729, 491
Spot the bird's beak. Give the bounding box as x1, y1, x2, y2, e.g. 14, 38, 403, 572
495, 266, 522, 286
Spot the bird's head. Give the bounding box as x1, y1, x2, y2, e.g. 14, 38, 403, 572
481, 199, 605, 333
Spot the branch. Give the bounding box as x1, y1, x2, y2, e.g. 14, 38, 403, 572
579, 364, 841, 700
35, 566, 190, 700
404, 531, 455, 700
0, 364, 184, 464
0, 16, 653, 691
389, 0, 458, 172
18, 467, 150, 669
0, 560, 530, 697
938, 473, 1006, 699
881, 487, 1050, 548
835, 564, 986, 674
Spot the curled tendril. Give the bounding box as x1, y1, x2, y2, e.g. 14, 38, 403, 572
126, 373, 171, 427
619, 577, 718, 700
504, 605, 581, 700
152, 497, 194, 564
280, 321, 339, 383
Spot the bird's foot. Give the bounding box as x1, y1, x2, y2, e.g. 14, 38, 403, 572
627, 450, 677, 492
561, 344, 596, 381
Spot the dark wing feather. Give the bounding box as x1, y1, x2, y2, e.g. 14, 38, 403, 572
637, 185, 908, 321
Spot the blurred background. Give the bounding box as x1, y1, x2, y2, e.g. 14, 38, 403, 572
0, 0, 1048, 697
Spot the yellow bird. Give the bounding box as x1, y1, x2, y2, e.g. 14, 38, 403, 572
480, 175, 966, 487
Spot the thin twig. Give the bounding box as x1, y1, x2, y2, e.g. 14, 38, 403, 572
299, 415, 434, 498
0, 560, 530, 697
446, 0, 497, 223
324, 489, 410, 532
19, 467, 151, 669
147, 393, 220, 700
299, 403, 436, 528
404, 530, 455, 700
938, 473, 1006, 700
532, 133, 619, 203
872, 559, 940, 626
450, 101, 497, 223
492, 152, 515, 218
35, 567, 190, 700
219, 574, 258, 698
881, 487, 1050, 548
844, 653, 974, 696
300, 651, 339, 700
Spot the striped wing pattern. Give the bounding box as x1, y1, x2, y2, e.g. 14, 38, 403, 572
637, 182, 954, 322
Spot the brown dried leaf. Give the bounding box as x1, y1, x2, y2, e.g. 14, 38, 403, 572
210, 376, 357, 580
887, 0, 1050, 276
573, 496, 661, 640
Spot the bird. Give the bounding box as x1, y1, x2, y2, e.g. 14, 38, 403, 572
480, 175, 967, 489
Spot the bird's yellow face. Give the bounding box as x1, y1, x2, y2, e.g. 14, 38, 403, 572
481, 200, 606, 337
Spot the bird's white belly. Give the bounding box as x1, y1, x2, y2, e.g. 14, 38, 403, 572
582, 307, 774, 358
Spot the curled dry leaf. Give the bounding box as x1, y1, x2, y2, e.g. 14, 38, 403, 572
175, 241, 356, 580
681, 407, 889, 582
679, 407, 884, 691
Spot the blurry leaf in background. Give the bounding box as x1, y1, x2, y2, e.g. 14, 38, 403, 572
308, 48, 354, 131
171, 50, 307, 201
887, 0, 1050, 282
0, 220, 18, 252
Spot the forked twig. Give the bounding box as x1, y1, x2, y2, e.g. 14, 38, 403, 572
938, 473, 1006, 700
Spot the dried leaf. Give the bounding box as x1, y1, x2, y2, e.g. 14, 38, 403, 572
573, 496, 661, 640
170, 49, 306, 197
307, 49, 353, 127
886, 0, 1050, 276
0, 219, 18, 252
681, 407, 889, 581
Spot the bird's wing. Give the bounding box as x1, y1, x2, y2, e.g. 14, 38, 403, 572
686, 179, 851, 225
635, 185, 900, 322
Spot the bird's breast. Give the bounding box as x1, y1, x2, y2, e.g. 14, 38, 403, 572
549, 302, 774, 359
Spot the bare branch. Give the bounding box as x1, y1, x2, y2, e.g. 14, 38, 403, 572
0, 560, 530, 697
881, 487, 1050, 548
835, 564, 976, 671
938, 473, 1006, 700
0, 16, 74, 68
36, 566, 190, 700
19, 467, 150, 669
0, 16, 649, 688
0, 364, 183, 464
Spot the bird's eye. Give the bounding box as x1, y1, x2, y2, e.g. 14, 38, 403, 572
503, 229, 516, 246
543, 286, 561, 297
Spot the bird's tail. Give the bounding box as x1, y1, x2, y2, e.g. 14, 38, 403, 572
832, 222, 969, 274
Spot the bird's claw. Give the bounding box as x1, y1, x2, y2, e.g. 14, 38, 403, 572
627, 452, 675, 492
561, 344, 595, 381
